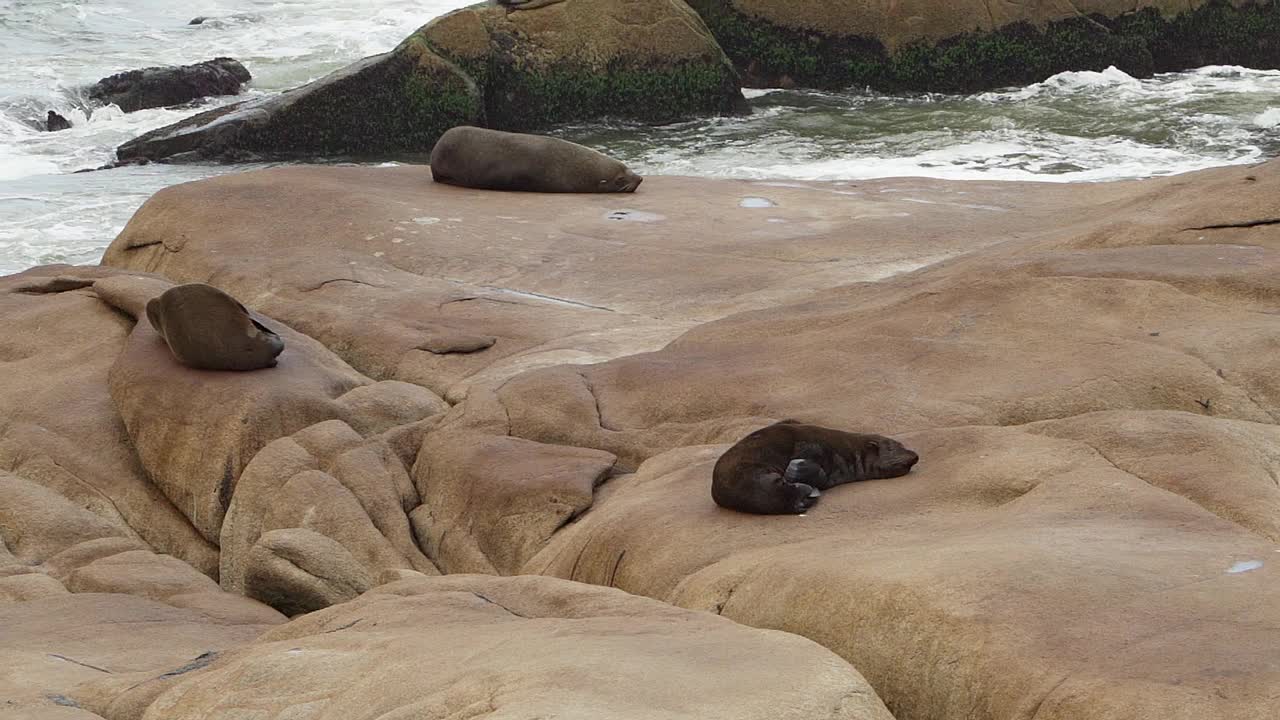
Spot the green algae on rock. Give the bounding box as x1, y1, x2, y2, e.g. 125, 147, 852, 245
687, 0, 1280, 91
117, 40, 481, 162
416, 0, 747, 130
115, 0, 746, 163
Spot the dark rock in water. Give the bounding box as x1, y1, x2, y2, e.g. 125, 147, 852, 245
115, 0, 745, 163
74, 156, 151, 173
116, 43, 482, 163
88, 57, 251, 113
45, 110, 71, 132
189, 16, 208, 25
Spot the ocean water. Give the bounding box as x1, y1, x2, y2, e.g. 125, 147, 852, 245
1, 0, 1279, 274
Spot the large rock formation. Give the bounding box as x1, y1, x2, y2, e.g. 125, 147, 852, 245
95, 156, 1280, 718
91, 575, 893, 720
687, 0, 1280, 90
116, 0, 745, 162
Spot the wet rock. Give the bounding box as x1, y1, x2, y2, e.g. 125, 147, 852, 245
87, 57, 250, 113
687, 0, 1280, 92
115, 0, 744, 162
45, 110, 71, 131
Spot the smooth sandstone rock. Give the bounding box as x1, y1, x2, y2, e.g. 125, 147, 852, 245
67, 158, 1280, 717
100, 167, 1111, 401
98, 276, 371, 544
221, 420, 438, 611
411, 430, 616, 573
527, 420, 1280, 719
1, 594, 278, 716
136, 575, 893, 720
0, 268, 217, 576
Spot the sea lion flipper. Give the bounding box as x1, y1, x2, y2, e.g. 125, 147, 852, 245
784, 458, 827, 486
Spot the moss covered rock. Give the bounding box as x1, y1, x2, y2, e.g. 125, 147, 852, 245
687, 0, 1280, 91
117, 40, 480, 162
116, 0, 746, 162
418, 0, 747, 129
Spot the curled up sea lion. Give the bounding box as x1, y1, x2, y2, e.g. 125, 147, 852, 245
146, 283, 284, 371
712, 420, 919, 515
429, 126, 643, 193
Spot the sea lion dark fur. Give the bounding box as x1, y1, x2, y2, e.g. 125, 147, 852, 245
712, 420, 919, 515
146, 283, 284, 371
429, 126, 642, 193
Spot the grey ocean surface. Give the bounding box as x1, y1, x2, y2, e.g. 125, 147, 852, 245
1, 0, 1279, 274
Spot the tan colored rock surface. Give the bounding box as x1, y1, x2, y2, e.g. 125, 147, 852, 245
493, 162, 1280, 468
527, 417, 1280, 719
136, 575, 893, 720
0, 267, 217, 576
411, 430, 617, 573
49, 158, 1280, 717
221, 420, 438, 612
100, 166, 1118, 401
1, 594, 278, 717
99, 275, 371, 545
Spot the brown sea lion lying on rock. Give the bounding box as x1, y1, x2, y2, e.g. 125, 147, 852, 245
429, 126, 643, 193
713, 420, 919, 514
146, 283, 284, 371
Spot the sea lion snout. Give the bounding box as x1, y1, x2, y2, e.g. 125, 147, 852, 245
618, 171, 643, 193
878, 441, 919, 477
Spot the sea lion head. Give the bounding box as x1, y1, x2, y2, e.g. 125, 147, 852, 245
863, 435, 919, 479
598, 168, 643, 193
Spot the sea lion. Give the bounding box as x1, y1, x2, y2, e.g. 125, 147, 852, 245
429, 126, 643, 194
712, 420, 919, 515
145, 283, 284, 371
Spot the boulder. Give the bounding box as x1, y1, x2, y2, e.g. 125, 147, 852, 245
97, 275, 371, 544
220, 419, 438, 613
115, 0, 743, 162
410, 430, 617, 574
87, 57, 250, 113
0, 267, 218, 576
114, 41, 478, 162
45, 110, 71, 131
686, 0, 1280, 91
130, 575, 894, 720
418, 0, 746, 130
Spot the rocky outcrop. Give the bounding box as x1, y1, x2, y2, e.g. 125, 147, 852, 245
0, 267, 220, 576
87, 575, 893, 720
45, 110, 71, 131
100, 165, 1107, 400
88, 58, 251, 112
688, 0, 1280, 90
116, 0, 745, 162
95, 157, 1280, 718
